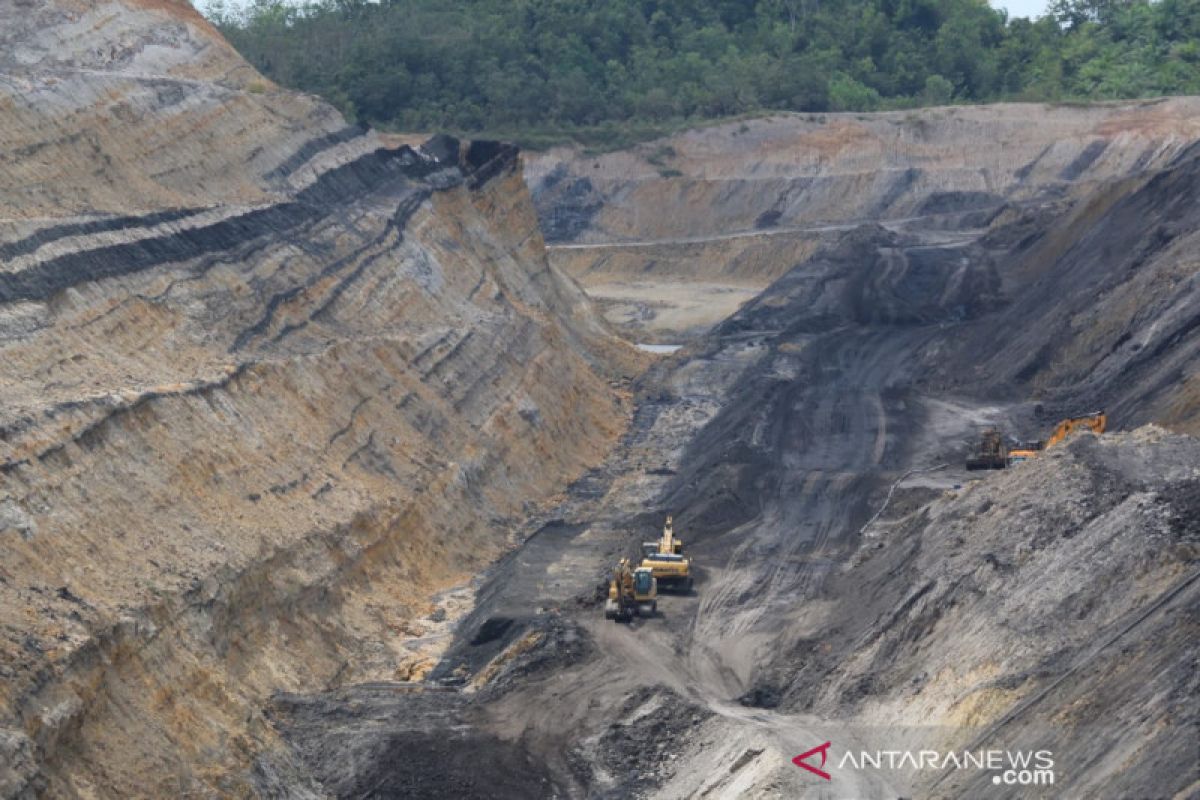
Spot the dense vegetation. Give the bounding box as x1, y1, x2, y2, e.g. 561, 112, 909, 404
205, 0, 1200, 144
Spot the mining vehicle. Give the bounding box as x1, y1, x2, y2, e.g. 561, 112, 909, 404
1004, 441, 1042, 464
966, 428, 1007, 470
640, 515, 693, 592
1008, 411, 1107, 466
605, 558, 657, 622
1045, 411, 1107, 446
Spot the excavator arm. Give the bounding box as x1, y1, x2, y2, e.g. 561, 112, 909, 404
660, 515, 682, 554
1045, 412, 1106, 449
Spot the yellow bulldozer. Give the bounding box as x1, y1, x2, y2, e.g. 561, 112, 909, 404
640, 515, 693, 592
604, 558, 657, 622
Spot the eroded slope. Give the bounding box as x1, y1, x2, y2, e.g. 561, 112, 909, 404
771, 426, 1200, 798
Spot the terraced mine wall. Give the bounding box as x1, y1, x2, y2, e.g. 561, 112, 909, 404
529, 101, 1200, 249
528, 101, 1200, 341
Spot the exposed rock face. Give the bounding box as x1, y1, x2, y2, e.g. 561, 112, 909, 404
936, 141, 1200, 434
777, 426, 1200, 799
630, 135, 1200, 796
0, 2, 633, 796
530, 101, 1200, 246
528, 101, 1200, 341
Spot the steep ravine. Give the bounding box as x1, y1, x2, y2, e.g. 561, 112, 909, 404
0, 3, 637, 797
268, 109, 1200, 797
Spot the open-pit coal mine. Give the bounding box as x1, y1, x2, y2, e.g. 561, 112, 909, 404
1, 2, 1197, 799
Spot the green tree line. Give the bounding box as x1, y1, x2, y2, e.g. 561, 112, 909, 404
205, 0, 1200, 143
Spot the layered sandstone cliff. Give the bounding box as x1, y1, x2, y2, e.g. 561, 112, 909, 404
0, 2, 633, 796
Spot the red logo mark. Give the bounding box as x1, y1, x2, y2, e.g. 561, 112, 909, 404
793, 741, 832, 781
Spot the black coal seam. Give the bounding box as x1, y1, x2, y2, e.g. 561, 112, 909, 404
464, 142, 520, 189
305, 249, 390, 326
410, 331, 455, 366
164, 213, 302, 287
327, 395, 372, 446
233, 230, 365, 351
0, 207, 209, 261
0, 207, 315, 309
0, 147, 441, 306
1013, 143, 1052, 181
268, 248, 393, 345
230, 281, 307, 352
239, 190, 430, 351
420, 330, 476, 380
1059, 139, 1109, 181
264, 124, 368, 182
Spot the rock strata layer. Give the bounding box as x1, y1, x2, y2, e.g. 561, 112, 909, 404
0, 2, 632, 796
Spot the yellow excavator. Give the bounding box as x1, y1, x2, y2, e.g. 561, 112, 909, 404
604, 558, 657, 622
1006, 411, 1107, 465
640, 515, 693, 592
